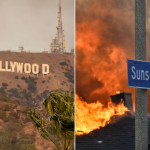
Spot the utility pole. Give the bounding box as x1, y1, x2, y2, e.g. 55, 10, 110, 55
135, 0, 148, 150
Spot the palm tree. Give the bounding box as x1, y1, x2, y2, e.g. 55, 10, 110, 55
28, 90, 74, 150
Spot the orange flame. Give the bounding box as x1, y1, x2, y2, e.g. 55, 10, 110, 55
116, 91, 121, 94
75, 94, 129, 135
76, 1, 136, 112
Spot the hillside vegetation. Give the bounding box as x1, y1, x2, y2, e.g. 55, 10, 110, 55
0, 52, 74, 108
0, 94, 55, 150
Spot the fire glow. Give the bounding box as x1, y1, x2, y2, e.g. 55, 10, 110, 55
75, 0, 136, 136
116, 91, 121, 94
75, 94, 129, 135
76, 0, 135, 111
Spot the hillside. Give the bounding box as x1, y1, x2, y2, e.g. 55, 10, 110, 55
0, 52, 74, 107
0, 94, 56, 150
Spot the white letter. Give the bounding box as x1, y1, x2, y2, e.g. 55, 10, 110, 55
141, 70, 145, 80
24, 63, 31, 73
0, 61, 5, 71
16, 62, 23, 73
5, 61, 11, 72
131, 66, 136, 79
42, 64, 49, 75
32, 64, 39, 74
137, 70, 140, 80
145, 71, 149, 81
10, 61, 17, 72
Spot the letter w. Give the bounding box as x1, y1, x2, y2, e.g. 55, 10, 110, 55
16, 62, 23, 73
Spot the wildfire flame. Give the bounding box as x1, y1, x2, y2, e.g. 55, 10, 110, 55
75, 0, 136, 136
75, 94, 129, 135
76, 0, 136, 112
116, 91, 121, 94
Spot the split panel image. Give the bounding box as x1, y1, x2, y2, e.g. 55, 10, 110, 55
0, 0, 148, 150
0, 0, 74, 150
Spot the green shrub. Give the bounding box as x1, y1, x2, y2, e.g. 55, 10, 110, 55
42, 80, 45, 83
0, 111, 7, 121
0, 94, 12, 103
0, 130, 12, 150
1, 104, 11, 111
14, 139, 37, 150
4, 121, 22, 137
21, 107, 31, 113
17, 84, 21, 89
8, 88, 21, 99
2, 83, 8, 87
15, 76, 19, 79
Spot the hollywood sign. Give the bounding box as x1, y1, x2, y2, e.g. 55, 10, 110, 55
0, 61, 50, 75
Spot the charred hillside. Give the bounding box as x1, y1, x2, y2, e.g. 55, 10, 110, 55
0, 52, 74, 107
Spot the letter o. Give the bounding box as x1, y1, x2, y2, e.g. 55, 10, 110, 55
24, 63, 31, 73
32, 64, 39, 74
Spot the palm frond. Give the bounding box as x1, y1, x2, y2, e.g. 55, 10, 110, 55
28, 89, 74, 150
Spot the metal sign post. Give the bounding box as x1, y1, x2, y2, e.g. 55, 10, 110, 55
135, 0, 148, 150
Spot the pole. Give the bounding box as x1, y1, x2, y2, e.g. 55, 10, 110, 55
135, 0, 148, 150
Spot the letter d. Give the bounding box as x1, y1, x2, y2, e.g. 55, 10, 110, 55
42, 64, 49, 75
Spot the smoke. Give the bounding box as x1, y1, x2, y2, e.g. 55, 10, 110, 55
76, 0, 150, 112
76, 0, 140, 110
